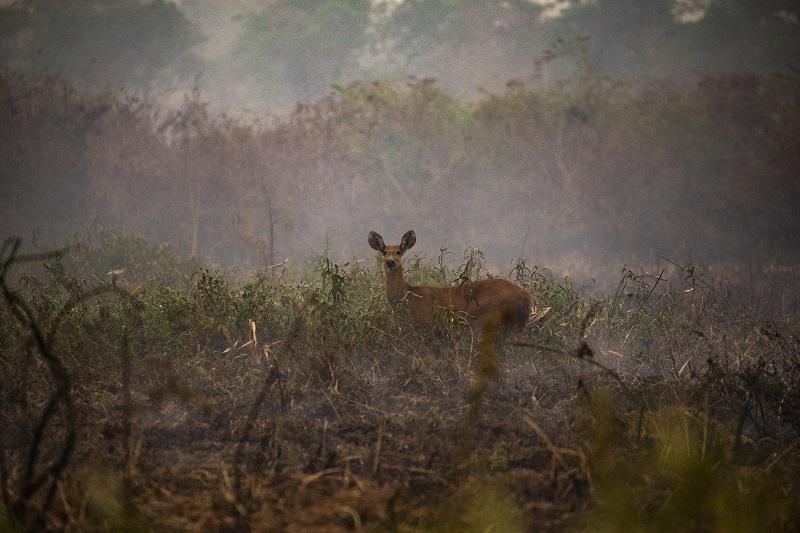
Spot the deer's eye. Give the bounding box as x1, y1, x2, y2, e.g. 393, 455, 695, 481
382, 251, 387, 256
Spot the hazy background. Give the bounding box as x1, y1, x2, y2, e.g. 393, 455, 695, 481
1, 0, 799, 310
4, 0, 799, 111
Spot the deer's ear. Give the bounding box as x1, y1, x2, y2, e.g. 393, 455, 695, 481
400, 230, 416, 252
368, 231, 385, 252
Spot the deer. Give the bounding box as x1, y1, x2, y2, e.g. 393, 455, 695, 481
368, 230, 533, 348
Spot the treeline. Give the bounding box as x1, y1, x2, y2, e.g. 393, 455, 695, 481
2, 66, 799, 307
1, 0, 799, 108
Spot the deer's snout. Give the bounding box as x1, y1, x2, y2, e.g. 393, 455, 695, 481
385, 259, 396, 269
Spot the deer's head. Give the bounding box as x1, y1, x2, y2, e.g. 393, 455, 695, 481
368, 230, 416, 272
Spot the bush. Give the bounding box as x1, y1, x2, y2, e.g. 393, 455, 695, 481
2, 69, 799, 313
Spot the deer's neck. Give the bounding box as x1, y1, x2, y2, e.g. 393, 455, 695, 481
384, 265, 411, 304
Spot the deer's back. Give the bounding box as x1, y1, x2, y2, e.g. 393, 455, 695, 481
406, 278, 531, 331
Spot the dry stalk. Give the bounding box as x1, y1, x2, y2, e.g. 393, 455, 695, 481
372, 417, 386, 481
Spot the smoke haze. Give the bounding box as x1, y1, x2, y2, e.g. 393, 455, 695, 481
1, 0, 799, 310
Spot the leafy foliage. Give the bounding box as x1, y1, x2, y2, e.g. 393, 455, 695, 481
1, 0, 202, 90
2, 0, 799, 106
2, 65, 800, 313
233, 0, 372, 102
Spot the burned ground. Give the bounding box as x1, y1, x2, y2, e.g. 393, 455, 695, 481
2, 239, 800, 531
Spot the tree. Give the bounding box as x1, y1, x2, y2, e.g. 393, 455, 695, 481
372, 0, 544, 96
687, 0, 800, 72
0, 0, 203, 92
542, 0, 800, 78
234, 0, 372, 103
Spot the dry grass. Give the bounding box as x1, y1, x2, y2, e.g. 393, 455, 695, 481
2, 234, 799, 531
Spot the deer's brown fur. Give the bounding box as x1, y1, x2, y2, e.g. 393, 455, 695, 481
369, 230, 532, 336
